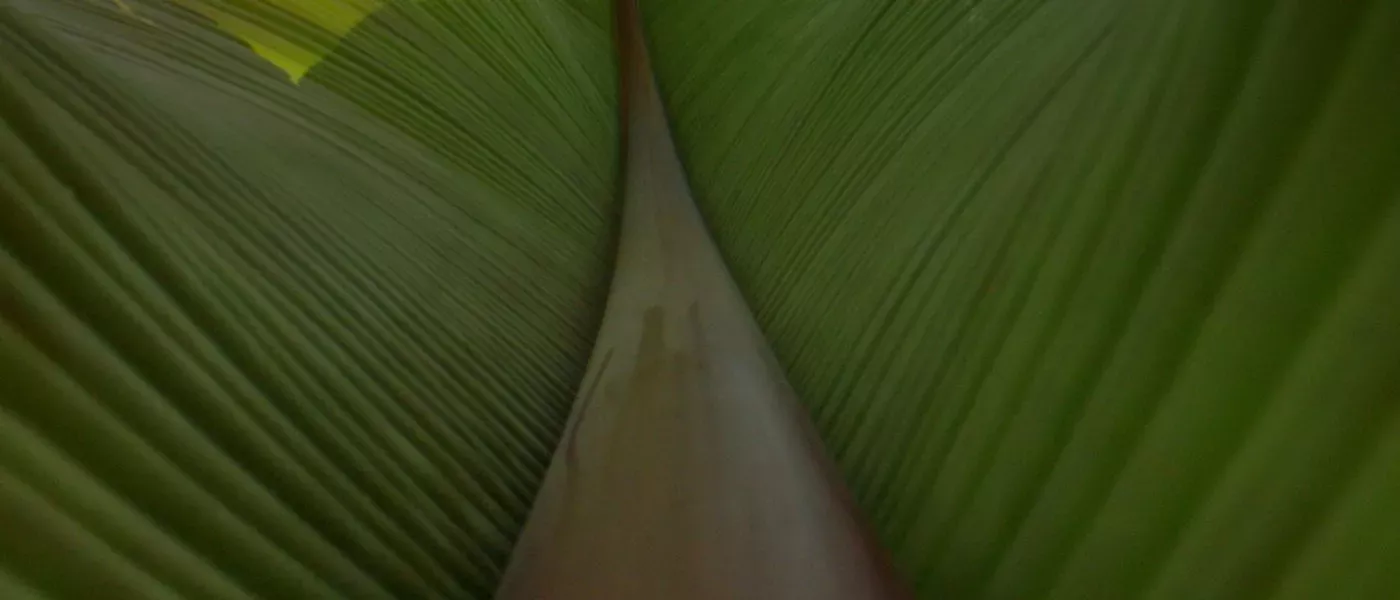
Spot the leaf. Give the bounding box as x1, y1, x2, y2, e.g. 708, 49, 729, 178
0, 0, 613, 596
4, 0, 1400, 598
645, 0, 1400, 597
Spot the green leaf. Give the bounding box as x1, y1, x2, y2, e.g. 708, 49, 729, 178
645, 0, 1400, 597
1, 0, 613, 596
3, 0, 1399, 598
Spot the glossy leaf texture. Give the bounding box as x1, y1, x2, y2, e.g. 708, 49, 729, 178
0, 0, 614, 597
643, 0, 1400, 598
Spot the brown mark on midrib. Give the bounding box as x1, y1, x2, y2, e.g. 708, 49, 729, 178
634, 306, 670, 373
686, 301, 706, 365
564, 306, 669, 479
564, 347, 614, 475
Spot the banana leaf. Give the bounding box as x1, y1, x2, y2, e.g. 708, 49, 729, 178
2, 0, 1398, 598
